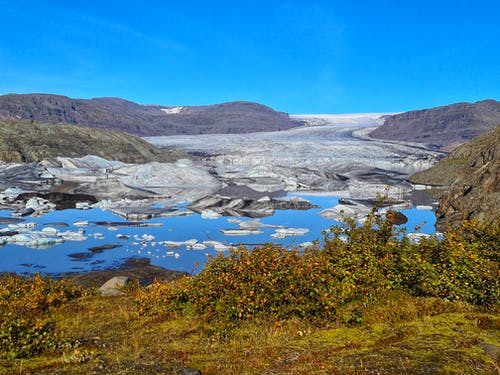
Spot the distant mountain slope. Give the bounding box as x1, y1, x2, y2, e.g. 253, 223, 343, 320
411, 126, 499, 230
0, 94, 295, 136
0, 120, 188, 163
369, 100, 500, 149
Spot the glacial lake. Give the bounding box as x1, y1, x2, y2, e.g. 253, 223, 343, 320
0, 194, 436, 276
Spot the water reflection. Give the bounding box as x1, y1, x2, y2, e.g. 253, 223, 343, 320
0, 195, 436, 276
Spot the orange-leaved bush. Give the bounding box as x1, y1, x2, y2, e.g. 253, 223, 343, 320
135, 214, 499, 326
0, 274, 83, 359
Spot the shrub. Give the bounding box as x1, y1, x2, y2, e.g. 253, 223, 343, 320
134, 215, 499, 327
0, 274, 83, 359
406, 221, 499, 305
134, 276, 190, 317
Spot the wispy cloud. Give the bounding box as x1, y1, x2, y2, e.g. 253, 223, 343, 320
3, 0, 190, 54
75, 13, 190, 53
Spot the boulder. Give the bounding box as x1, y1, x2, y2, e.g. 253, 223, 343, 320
98, 276, 129, 296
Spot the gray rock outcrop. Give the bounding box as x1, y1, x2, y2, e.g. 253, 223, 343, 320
410, 126, 500, 230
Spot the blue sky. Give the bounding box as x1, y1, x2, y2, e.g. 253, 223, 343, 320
1, 0, 499, 113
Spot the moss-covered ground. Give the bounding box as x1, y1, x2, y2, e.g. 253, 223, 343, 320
1, 292, 498, 374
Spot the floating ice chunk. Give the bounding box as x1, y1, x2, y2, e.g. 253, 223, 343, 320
8, 222, 37, 230
271, 228, 309, 238
239, 220, 283, 229
142, 234, 155, 241
59, 230, 87, 241
201, 209, 221, 219
8, 233, 40, 243
191, 243, 207, 250
164, 240, 184, 248
214, 243, 228, 251
202, 240, 219, 246
202, 240, 229, 251
184, 239, 198, 246
220, 228, 264, 236
41, 227, 58, 236
7, 233, 64, 248
73, 220, 88, 227
319, 202, 371, 222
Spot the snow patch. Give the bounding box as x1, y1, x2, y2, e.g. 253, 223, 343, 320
161, 106, 185, 114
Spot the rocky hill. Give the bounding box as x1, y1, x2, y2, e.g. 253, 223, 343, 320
370, 99, 500, 149
0, 120, 188, 163
0, 94, 295, 136
411, 126, 499, 230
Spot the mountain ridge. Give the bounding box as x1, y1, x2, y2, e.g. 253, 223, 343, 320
0, 93, 296, 136
369, 99, 500, 149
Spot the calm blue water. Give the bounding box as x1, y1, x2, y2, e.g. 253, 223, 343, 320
0, 195, 436, 276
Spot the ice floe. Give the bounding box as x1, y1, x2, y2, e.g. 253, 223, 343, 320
271, 228, 309, 239
220, 228, 264, 236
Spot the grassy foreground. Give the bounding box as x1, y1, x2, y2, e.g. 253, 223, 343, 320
1, 214, 499, 374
